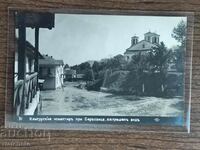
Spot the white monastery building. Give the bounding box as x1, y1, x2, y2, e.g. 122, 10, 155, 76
124, 32, 160, 61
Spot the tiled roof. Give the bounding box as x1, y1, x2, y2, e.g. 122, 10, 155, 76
15, 38, 43, 59
144, 32, 160, 36
125, 40, 157, 53
39, 55, 64, 66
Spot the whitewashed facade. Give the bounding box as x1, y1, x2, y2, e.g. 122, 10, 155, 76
39, 55, 64, 90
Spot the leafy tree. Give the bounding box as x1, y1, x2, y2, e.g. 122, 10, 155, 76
84, 69, 93, 81
112, 54, 126, 70
173, 47, 184, 72
105, 54, 126, 71
70, 65, 79, 72
79, 62, 90, 71
147, 42, 172, 95
92, 61, 100, 72
92, 61, 101, 79
128, 52, 148, 72
148, 42, 172, 74
64, 64, 69, 69
171, 20, 186, 46
71, 62, 91, 74
126, 52, 148, 95
171, 20, 186, 72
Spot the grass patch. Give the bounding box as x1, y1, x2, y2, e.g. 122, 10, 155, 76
42, 98, 54, 101
105, 94, 141, 101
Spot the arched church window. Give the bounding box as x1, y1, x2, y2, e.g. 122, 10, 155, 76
152, 37, 157, 43
147, 36, 150, 42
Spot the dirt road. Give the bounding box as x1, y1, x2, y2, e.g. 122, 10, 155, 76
40, 82, 183, 116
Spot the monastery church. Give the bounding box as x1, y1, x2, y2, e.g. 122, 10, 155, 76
124, 32, 160, 61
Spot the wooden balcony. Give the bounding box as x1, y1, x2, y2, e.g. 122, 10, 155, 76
13, 72, 42, 116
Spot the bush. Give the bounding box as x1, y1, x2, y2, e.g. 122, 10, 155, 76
86, 79, 103, 91
103, 70, 129, 94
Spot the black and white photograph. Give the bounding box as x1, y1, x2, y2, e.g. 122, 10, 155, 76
12, 11, 188, 125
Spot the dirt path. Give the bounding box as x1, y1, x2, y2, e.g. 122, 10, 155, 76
40, 82, 183, 116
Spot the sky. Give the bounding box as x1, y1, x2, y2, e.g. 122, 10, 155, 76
25, 14, 187, 66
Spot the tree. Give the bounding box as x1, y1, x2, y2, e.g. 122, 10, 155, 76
171, 20, 186, 72
173, 47, 184, 72
128, 52, 148, 72
147, 42, 172, 95
171, 20, 186, 46
71, 62, 91, 74
92, 61, 101, 79
126, 52, 148, 95
92, 61, 101, 74
79, 62, 90, 71
84, 69, 93, 81
112, 54, 126, 70
105, 54, 126, 71
148, 42, 172, 75
71, 65, 79, 72
64, 64, 69, 69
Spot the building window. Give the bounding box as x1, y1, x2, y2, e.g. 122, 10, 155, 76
48, 68, 53, 76
127, 56, 129, 60
39, 67, 42, 77
152, 37, 157, 43
147, 36, 150, 42
142, 44, 145, 48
